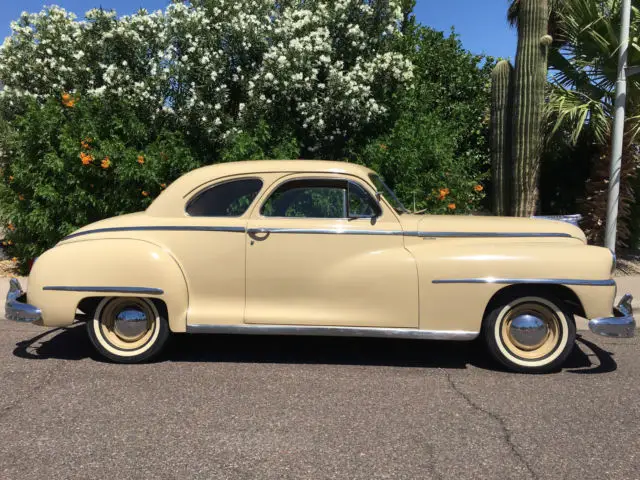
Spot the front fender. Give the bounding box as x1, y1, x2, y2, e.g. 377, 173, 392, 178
405, 241, 616, 332
27, 238, 189, 332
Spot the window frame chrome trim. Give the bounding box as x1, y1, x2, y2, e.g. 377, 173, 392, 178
42, 286, 164, 295
431, 278, 616, 286
258, 175, 382, 220
185, 324, 479, 340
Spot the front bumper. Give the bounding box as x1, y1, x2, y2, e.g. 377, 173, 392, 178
5, 278, 42, 323
588, 294, 636, 338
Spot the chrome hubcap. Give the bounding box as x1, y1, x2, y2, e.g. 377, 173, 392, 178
508, 314, 548, 350
113, 306, 150, 342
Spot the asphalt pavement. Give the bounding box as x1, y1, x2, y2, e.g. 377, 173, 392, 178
1, 318, 639, 480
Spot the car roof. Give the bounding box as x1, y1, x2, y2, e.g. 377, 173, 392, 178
146, 159, 378, 217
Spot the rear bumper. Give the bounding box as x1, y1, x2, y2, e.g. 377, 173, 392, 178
588, 294, 636, 338
5, 278, 42, 323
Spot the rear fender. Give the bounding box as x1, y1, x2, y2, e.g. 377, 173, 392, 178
27, 238, 188, 331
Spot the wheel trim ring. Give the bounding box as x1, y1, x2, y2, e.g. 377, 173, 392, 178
98, 298, 157, 352
494, 296, 570, 368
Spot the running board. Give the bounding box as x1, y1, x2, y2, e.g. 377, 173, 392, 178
185, 324, 479, 341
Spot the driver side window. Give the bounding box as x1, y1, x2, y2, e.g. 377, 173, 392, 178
261, 178, 379, 218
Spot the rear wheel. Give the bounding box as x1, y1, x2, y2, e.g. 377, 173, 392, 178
483, 294, 576, 373
87, 297, 169, 363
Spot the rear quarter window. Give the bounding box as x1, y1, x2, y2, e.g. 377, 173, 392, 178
186, 178, 263, 217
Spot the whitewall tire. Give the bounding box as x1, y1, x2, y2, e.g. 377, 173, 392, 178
87, 297, 170, 363
483, 294, 576, 373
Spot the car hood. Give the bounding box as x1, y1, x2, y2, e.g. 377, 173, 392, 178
399, 214, 586, 243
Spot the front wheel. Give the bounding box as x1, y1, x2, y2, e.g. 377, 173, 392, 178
483, 294, 576, 373
87, 297, 170, 363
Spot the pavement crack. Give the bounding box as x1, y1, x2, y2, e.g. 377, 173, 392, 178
440, 369, 538, 480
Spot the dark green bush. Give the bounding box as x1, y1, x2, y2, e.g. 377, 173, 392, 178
351, 27, 493, 214
0, 96, 199, 266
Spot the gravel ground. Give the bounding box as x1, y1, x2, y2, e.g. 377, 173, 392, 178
617, 249, 640, 276
1, 320, 639, 480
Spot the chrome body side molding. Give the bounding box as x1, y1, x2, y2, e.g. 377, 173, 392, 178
42, 286, 164, 295
185, 324, 479, 340
247, 227, 405, 236
63, 225, 575, 241
431, 278, 616, 286
250, 228, 572, 238
63, 225, 245, 241
406, 231, 572, 238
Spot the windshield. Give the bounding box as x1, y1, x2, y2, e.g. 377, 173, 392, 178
369, 174, 409, 214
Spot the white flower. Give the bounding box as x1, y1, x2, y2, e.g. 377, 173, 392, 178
0, 0, 413, 147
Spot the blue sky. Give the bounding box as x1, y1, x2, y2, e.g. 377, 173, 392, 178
0, 0, 517, 60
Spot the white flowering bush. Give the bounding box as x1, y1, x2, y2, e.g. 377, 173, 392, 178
0, 1, 413, 154
0, 1, 493, 268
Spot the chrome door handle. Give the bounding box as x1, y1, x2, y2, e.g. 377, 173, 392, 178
247, 227, 271, 242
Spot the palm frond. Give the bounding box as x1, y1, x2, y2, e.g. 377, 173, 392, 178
547, 86, 611, 145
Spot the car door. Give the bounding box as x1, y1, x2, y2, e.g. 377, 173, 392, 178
244, 173, 419, 328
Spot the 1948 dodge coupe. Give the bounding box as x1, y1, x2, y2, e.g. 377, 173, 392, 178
5, 160, 635, 372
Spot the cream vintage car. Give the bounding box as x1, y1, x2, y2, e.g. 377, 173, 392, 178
5, 160, 635, 372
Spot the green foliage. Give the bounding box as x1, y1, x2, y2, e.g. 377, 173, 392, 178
219, 120, 300, 163
356, 111, 485, 214
352, 27, 492, 214
0, 97, 198, 268
543, 0, 640, 246
0, 5, 495, 265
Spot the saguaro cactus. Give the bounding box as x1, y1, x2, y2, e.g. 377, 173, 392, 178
490, 60, 513, 216
511, 0, 551, 216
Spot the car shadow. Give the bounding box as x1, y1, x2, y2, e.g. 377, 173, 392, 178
565, 334, 618, 374
12, 324, 616, 373
13, 324, 100, 362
